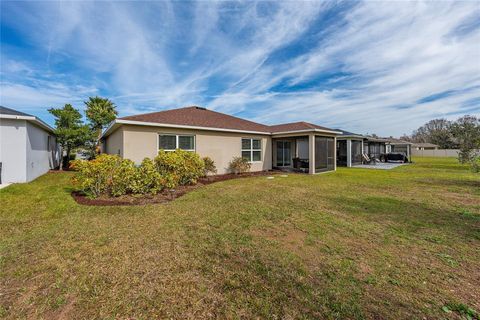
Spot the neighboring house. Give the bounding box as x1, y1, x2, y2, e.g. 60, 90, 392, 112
336, 130, 412, 167
0, 106, 60, 183
412, 142, 439, 150
101, 106, 341, 174
385, 138, 412, 160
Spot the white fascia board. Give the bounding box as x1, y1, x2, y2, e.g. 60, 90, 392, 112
101, 119, 342, 138
101, 119, 272, 138
0, 114, 55, 133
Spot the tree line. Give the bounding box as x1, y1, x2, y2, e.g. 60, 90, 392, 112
49, 97, 117, 170
400, 116, 478, 148
401, 115, 480, 171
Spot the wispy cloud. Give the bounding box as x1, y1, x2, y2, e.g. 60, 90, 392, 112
1, 1, 478, 135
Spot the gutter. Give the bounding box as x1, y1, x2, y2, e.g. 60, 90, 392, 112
0, 114, 55, 134
101, 119, 343, 138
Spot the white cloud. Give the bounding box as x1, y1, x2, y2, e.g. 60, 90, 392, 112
1, 1, 478, 135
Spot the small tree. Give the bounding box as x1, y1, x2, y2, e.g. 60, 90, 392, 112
229, 156, 251, 174
202, 156, 217, 176
48, 104, 90, 170
451, 115, 480, 172
85, 96, 117, 156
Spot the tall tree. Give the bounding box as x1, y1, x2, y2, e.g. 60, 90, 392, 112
84, 96, 117, 155
450, 115, 480, 171
410, 118, 455, 148
48, 104, 91, 170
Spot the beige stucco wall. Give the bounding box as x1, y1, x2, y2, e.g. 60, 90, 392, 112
105, 127, 123, 156
110, 124, 272, 174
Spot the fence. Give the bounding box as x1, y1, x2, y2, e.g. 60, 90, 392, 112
411, 149, 460, 157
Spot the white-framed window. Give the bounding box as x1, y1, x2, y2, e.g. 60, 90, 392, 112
241, 138, 262, 162
159, 134, 195, 151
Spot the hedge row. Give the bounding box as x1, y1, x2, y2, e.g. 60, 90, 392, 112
71, 150, 251, 198
72, 150, 208, 198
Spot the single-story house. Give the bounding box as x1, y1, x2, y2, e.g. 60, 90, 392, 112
412, 142, 438, 150
336, 131, 412, 167
385, 138, 412, 160
0, 106, 60, 183
101, 106, 341, 174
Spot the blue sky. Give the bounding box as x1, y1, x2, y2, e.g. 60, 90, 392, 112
1, 1, 479, 136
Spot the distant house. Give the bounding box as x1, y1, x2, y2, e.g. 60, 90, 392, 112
336, 131, 412, 167
385, 138, 412, 159
0, 106, 60, 183
101, 106, 342, 174
412, 142, 438, 150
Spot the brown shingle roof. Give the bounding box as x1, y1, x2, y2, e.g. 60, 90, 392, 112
269, 121, 336, 133
113, 106, 338, 135
120, 106, 271, 133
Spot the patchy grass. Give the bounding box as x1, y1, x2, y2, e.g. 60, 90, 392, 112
0, 157, 479, 319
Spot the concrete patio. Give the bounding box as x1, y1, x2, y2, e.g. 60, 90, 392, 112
353, 163, 409, 170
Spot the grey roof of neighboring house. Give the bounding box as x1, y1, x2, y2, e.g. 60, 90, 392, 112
0, 106, 55, 133
412, 142, 438, 148
0, 106, 33, 117
385, 137, 413, 145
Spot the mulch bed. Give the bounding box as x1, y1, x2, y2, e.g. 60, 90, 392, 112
71, 171, 280, 206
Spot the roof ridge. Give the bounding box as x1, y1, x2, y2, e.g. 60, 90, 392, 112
119, 105, 200, 120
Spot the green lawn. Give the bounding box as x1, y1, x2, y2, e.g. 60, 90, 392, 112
1, 157, 479, 319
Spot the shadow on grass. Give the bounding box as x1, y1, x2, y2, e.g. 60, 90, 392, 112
415, 178, 480, 188
326, 195, 480, 241
413, 163, 472, 171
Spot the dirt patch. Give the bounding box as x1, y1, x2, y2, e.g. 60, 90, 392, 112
71, 171, 279, 206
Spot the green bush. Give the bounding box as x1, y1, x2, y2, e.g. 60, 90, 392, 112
470, 156, 480, 173
110, 158, 136, 196
202, 156, 217, 176
72, 150, 206, 198
228, 156, 251, 174
130, 158, 165, 195
155, 150, 205, 187
71, 154, 135, 198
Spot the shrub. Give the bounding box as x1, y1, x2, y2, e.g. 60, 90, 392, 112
470, 156, 480, 173
130, 158, 165, 195
202, 156, 217, 176
154, 149, 205, 187
110, 158, 136, 196
228, 156, 251, 174
72, 150, 206, 198
71, 154, 135, 198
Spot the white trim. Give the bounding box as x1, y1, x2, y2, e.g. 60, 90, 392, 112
101, 119, 343, 138
158, 133, 196, 152
241, 137, 262, 163
0, 114, 55, 133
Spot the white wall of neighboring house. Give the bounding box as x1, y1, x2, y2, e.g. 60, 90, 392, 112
0, 118, 59, 183
26, 122, 56, 182
0, 118, 28, 183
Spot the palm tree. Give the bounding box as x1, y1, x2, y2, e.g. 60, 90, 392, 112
84, 96, 118, 154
